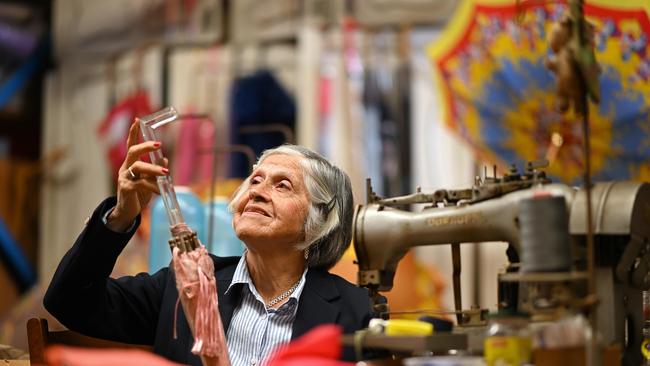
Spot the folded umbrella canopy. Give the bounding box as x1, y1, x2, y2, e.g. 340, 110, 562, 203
171, 229, 230, 366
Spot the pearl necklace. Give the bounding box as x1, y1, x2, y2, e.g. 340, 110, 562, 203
266, 280, 301, 308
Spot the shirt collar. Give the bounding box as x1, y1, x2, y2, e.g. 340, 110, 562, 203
226, 253, 309, 304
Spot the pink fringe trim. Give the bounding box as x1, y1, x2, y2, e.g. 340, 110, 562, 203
172, 246, 227, 359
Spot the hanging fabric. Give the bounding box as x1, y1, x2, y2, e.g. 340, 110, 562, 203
172, 47, 223, 187
96, 91, 152, 181
228, 70, 296, 178
362, 31, 412, 197
172, 116, 215, 186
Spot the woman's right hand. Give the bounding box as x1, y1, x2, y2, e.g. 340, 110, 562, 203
106, 119, 169, 232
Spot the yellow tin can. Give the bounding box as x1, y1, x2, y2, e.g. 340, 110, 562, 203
484, 312, 532, 366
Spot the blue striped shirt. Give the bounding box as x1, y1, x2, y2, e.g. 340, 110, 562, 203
225, 256, 308, 366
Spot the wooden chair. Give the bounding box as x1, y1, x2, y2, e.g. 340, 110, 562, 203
26, 318, 153, 365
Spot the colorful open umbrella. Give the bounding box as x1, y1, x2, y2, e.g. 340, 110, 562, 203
428, 0, 650, 184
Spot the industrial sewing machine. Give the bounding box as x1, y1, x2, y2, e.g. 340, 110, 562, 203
352, 161, 650, 364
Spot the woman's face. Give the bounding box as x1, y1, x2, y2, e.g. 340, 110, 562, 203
232, 154, 311, 249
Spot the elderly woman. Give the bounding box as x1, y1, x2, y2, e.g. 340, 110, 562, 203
44, 121, 374, 365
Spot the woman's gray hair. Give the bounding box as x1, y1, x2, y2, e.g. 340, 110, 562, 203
228, 144, 353, 270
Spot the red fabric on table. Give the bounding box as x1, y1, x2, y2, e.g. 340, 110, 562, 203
265, 324, 353, 366
45, 345, 184, 366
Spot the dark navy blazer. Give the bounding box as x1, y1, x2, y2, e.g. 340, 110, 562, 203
44, 197, 374, 365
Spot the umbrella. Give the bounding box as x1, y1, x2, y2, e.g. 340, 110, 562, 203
428, 0, 650, 184
139, 108, 231, 366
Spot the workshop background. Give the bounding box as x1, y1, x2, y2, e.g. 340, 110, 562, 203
0, 0, 648, 355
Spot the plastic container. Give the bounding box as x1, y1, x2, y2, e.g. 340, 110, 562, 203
484, 312, 532, 366
205, 198, 245, 257
149, 187, 206, 273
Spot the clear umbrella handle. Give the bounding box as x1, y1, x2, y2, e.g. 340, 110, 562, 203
140, 107, 198, 246
139, 107, 193, 238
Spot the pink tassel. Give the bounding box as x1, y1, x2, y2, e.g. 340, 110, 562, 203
172, 245, 230, 365
192, 253, 221, 356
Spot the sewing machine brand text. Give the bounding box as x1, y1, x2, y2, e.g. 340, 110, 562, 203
426, 212, 487, 227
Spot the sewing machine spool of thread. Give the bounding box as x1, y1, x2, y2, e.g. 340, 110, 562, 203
519, 196, 572, 273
